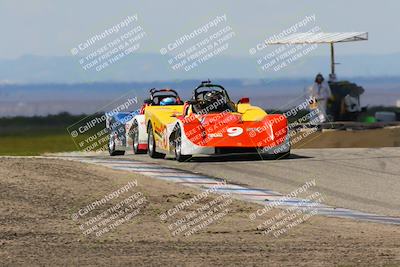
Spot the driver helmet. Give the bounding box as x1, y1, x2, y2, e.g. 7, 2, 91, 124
160, 97, 177, 106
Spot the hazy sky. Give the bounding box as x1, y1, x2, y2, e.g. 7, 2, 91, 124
0, 0, 398, 59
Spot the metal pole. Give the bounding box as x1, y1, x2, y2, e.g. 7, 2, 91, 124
330, 42, 335, 76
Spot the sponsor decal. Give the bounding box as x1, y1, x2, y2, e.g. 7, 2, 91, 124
208, 133, 223, 138
227, 127, 243, 137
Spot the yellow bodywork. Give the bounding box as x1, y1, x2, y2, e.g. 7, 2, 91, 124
235, 103, 267, 121
145, 105, 184, 150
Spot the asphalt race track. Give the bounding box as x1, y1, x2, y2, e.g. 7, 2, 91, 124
58, 147, 400, 219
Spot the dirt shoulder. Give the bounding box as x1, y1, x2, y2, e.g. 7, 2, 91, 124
295, 127, 400, 148
0, 158, 399, 266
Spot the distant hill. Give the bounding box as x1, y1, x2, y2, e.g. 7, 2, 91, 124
1, 78, 400, 117
1, 53, 400, 83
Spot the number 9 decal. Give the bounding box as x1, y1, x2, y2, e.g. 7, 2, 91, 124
227, 127, 243, 137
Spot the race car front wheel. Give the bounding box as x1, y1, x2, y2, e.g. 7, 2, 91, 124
147, 123, 165, 159
108, 136, 125, 156
174, 127, 191, 162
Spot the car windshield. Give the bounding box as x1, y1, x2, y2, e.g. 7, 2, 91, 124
192, 88, 236, 113
151, 92, 182, 105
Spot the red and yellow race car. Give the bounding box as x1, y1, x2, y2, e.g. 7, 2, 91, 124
145, 80, 290, 161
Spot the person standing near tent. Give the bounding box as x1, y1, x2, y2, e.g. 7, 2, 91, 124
306, 73, 332, 123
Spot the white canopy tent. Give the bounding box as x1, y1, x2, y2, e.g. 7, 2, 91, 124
266, 32, 368, 78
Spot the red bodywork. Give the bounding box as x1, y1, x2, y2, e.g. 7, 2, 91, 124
138, 144, 148, 150
178, 112, 288, 148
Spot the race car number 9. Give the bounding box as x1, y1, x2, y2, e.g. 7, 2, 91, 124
227, 127, 243, 137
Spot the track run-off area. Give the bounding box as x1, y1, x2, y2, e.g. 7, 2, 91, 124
50, 147, 400, 225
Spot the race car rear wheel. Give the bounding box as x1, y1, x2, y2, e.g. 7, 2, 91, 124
108, 136, 125, 156
174, 127, 191, 162
132, 121, 146, 154
147, 123, 165, 159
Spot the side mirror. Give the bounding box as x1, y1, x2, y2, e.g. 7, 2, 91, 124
238, 97, 250, 104
144, 98, 152, 104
